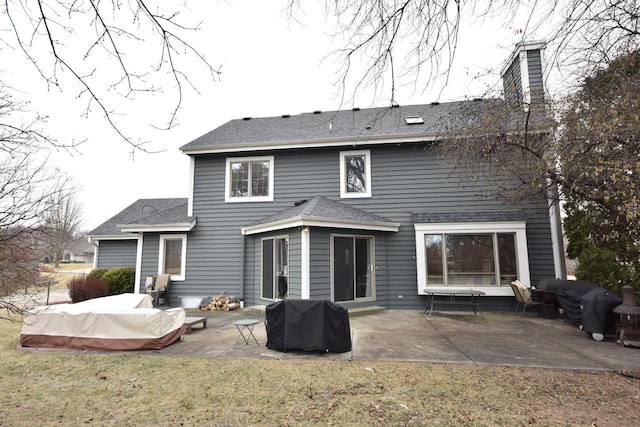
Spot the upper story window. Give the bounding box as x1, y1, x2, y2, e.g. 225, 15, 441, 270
340, 150, 371, 198
225, 156, 274, 202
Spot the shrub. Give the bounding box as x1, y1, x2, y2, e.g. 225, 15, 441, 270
67, 275, 109, 303
102, 267, 136, 295
88, 268, 110, 280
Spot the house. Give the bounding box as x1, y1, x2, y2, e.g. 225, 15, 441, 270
63, 238, 95, 263
88, 41, 566, 310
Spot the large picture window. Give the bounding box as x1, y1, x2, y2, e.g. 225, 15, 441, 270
159, 234, 187, 281
415, 222, 530, 295
225, 156, 274, 202
262, 236, 289, 300
340, 150, 371, 198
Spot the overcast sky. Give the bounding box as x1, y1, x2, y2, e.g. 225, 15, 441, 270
2, 1, 555, 230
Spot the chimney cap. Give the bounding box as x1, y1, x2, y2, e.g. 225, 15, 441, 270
500, 40, 547, 77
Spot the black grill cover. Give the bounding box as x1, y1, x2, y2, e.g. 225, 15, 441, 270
552, 281, 600, 326
580, 288, 622, 335
265, 300, 351, 353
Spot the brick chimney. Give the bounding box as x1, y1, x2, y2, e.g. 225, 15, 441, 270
501, 41, 546, 108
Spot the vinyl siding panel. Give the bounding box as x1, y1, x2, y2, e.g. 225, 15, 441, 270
96, 240, 136, 269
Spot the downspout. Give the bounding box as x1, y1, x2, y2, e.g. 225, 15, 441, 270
301, 227, 310, 299
547, 181, 567, 279
88, 237, 98, 269
134, 233, 144, 294
239, 233, 245, 301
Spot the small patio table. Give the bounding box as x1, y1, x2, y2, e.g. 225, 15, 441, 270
233, 319, 260, 346
424, 288, 486, 318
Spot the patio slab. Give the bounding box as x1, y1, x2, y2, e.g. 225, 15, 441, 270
149, 308, 640, 371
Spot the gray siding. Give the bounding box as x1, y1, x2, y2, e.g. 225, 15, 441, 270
181, 141, 556, 310
96, 240, 136, 268
526, 49, 545, 104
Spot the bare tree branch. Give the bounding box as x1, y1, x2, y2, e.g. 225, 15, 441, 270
3, 0, 221, 151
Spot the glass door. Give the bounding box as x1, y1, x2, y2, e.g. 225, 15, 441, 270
333, 235, 373, 302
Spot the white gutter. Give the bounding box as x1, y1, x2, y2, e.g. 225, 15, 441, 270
242, 216, 401, 236
117, 219, 197, 233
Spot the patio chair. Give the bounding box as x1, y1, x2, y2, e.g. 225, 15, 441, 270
511, 280, 548, 317
154, 274, 171, 307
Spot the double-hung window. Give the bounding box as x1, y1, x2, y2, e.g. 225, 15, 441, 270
340, 150, 371, 198
159, 234, 187, 281
415, 222, 530, 294
225, 156, 274, 202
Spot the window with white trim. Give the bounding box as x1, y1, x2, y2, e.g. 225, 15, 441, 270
415, 222, 530, 291
225, 156, 274, 202
261, 236, 289, 300
340, 150, 371, 198
159, 234, 187, 281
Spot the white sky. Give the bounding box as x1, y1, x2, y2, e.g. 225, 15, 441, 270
2, 1, 557, 230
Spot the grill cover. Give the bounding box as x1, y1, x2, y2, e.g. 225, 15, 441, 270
551, 281, 600, 326
580, 287, 622, 335
265, 300, 351, 353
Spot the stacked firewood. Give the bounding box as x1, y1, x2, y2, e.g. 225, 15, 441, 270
200, 294, 240, 311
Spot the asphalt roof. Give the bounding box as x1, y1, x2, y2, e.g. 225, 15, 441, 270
242, 195, 400, 234
180, 100, 508, 153
88, 198, 190, 236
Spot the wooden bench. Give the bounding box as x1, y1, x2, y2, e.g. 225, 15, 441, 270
184, 316, 207, 334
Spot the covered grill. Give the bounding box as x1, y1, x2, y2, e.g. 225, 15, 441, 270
265, 300, 351, 353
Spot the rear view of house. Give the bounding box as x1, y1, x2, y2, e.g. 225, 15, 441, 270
88, 41, 565, 310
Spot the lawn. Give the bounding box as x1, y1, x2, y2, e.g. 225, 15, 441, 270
1, 315, 639, 426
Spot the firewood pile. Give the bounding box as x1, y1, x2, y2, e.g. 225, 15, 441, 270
200, 294, 241, 311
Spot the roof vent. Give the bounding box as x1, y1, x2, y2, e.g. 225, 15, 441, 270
431, 101, 440, 106
282, 114, 290, 118
313, 110, 322, 114
242, 117, 252, 121
142, 205, 157, 214
352, 107, 360, 111
405, 116, 424, 125
294, 199, 308, 206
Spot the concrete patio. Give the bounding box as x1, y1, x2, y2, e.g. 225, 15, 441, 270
149, 308, 639, 372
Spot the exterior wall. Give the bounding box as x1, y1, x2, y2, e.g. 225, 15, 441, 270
96, 240, 137, 269
180, 141, 556, 310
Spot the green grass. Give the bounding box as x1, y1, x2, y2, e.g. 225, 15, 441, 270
1, 316, 639, 426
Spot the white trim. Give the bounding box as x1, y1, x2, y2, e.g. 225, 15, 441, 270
547, 180, 566, 279
225, 155, 274, 203
134, 234, 144, 294
188, 156, 195, 217
117, 220, 196, 233
330, 233, 376, 302
260, 234, 289, 301
88, 234, 138, 241
301, 227, 310, 299
520, 50, 531, 105
158, 234, 187, 281
414, 221, 530, 296
340, 150, 372, 198
242, 216, 400, 235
